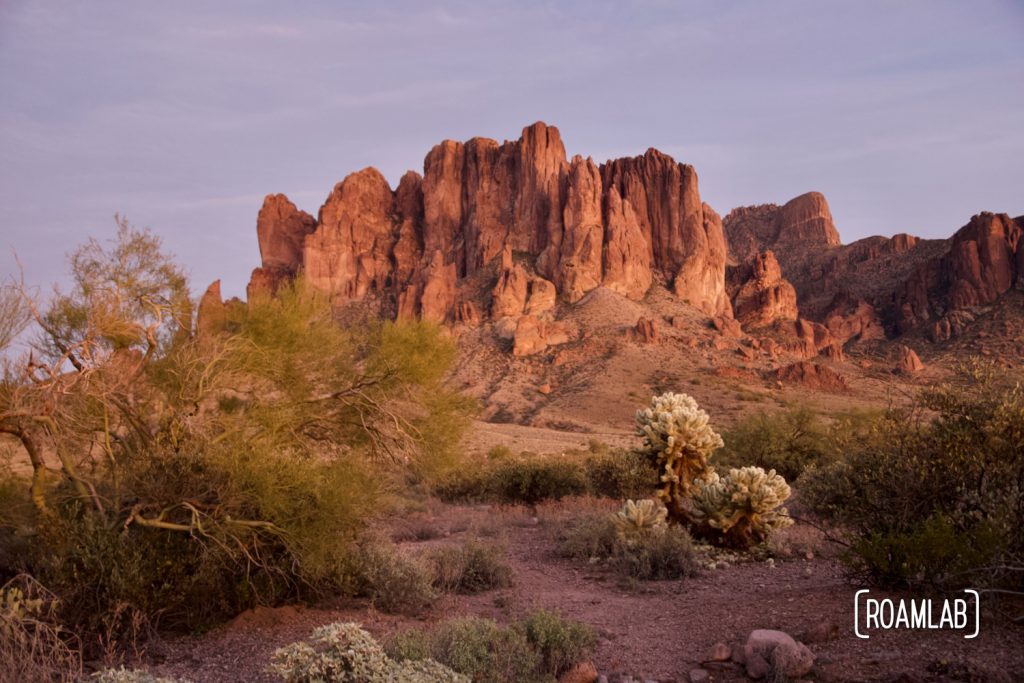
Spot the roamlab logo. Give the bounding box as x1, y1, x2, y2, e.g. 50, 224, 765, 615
854, 589, 980, 639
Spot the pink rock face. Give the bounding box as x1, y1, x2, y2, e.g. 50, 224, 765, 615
247, 122, 735, 328
256, 194, 316, 273
557, 156, 604, 302
732, 250, 798, 327
773, 192, 840, 251
897, 344, 924, 373
304, 168, 395, 300
896, 212, 1022, 333
602, 187, 652, 300
947, 213, 1021, 309
602, 151, 730, 316
196, 280, 226, 338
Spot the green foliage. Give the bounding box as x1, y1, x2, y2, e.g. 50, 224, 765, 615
0, 226, 474, 656
341, 537, 437, 615
269, 622, 467, 683
436, 443, 657, 504
716, 407, 879, 480
386, 611, 595, 683
521, 610, 598, 678
800, 362, 1024, 590
426, 540, 514, 594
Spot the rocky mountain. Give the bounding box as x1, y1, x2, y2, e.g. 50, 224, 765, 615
247, 122, 731, 338
218, 122, 1022, 412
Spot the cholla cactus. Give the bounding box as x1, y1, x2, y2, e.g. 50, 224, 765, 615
635, 392, 723, 523
612, 499, 668, 538
691, 466, 793, 548
269, 622, 467, 683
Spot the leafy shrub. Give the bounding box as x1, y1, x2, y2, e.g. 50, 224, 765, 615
635, 392, 791, 548
269, 622, 467, 683
386, 611, 595, 683
426, 540, 514, 594
521, 609, 598, 678
800, 362, 1024, 592
341, 538, 437, 614
0, 223, 473, 653
716, 407, 880, 480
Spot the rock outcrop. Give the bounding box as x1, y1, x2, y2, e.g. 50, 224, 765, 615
730, 250, 798, 327
246, 122, 734, 345
896, 212, 1023, 333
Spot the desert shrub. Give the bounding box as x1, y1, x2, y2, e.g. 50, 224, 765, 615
0, 574, 81, 683
269, 622, 467, 683
635, 392, 792, 548
800, 362, 1024, 592
521, 609, 597, 678
0, 224, 472, 653
581, 446, 657, 499
341, 537, 437, 614
90, 668, 189, 683
386, 611, 595, 683
557, 502, 699, 581
426, 540, 514, 594
716, 407, 881, 480
435, 443, 656, 504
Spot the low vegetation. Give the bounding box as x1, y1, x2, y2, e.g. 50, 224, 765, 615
385, 610, 596, 683
0, 222, 472, 666
800, 362, 1024, 599
436, 441, 656, 504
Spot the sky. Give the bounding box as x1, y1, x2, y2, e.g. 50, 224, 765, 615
1, 0, 1022, 300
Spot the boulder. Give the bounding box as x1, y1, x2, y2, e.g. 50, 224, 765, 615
745, 629, 814, 679
897, 345, 924, 373
775, 361, 849, 393
629, 317, 659, 344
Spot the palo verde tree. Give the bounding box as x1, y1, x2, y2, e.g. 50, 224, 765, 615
0, 219, 471, 644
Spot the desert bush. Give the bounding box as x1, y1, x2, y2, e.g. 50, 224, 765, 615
435, 443, 656, 504
0, 574, 81, 683
716, 407, 880, 480
426, 540, 514, 594
269, 622, 467, 683
90, 668, 189, 683
341, 537, 437, 614
0, 223, 472, 652
521, 609, 597, 678
386, 611, 595, 683
635, 392, 792, 548
557, 502, 699, 581
800, 362, 1024, 592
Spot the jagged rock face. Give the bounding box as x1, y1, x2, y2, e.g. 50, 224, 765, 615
896, 212, 1022, 333
602, 187, 652, 300
730, 250, 798, 327
774, 361, 848, 393
557, 156, 604, 302
196, 280, 227, 339
249, 194, 317, 298
304, 168, 395, 300
773, 192, 841, 252
247, 122, 733, 339
601, 150, 731, 316
256, 194, 317, 272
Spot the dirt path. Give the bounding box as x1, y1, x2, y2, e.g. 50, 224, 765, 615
155, 502, 1022, 683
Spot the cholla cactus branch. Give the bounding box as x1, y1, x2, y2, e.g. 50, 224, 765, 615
635, 392, 723, 524
691, 466, 793, 547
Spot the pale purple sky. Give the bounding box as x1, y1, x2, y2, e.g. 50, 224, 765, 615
2, 1, 1022, 299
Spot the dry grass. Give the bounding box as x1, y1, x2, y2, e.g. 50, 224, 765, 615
0, 575, 82, 683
